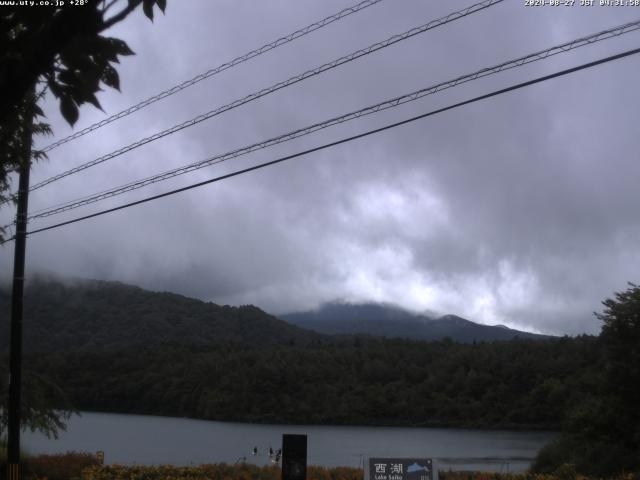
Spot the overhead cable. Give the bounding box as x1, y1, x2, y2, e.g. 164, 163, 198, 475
25, 19, 640, 221
29, 0, 504, 192
39, 0, 387, 153
13, 46, 639, 240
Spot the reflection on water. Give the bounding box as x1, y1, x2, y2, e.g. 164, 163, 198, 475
23, 412, 555, 472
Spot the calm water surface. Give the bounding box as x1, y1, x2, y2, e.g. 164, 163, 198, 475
23, 412, 555, 472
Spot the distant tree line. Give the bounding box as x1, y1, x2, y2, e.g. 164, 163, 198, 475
19, 336, 600, 430
2, 278, 639, 476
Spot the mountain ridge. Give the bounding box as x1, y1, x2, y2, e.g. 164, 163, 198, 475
0, 277, 549, 353
280, 301, 550, 342
0, 277, 594, 432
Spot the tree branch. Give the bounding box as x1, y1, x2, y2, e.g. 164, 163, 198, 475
102, 0, 119, 14
101, 0, 140, 31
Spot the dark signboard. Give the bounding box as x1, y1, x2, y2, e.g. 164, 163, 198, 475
282, 434, 307, 480
368, 458, 434, 480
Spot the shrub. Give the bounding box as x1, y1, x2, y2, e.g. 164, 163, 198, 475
81, 464, 363, 480
24, 452, 100, 480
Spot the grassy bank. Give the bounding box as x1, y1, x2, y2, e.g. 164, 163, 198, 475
1, 451, 100, 480
83, 464, 359, 480
1, 453, 637, 480
81, 465, 638, 480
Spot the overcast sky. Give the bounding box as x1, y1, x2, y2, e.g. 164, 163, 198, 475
1, 0, 639, 335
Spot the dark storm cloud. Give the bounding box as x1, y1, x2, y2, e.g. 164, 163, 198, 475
1, 0, 639, 335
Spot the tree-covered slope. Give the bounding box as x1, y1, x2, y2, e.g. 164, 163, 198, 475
0, 277, 321, 353
24, 335, 599, 430
0, 276, 602, 432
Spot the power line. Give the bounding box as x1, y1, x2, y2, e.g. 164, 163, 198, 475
16, 46, 640, 240
28, 0, 503, 192
39, 0, 386, 153
25, 19, 640, 222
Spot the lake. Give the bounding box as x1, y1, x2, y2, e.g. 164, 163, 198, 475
23, 412, 555, 472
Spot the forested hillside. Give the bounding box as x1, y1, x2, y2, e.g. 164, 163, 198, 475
0, 278, 548, 353
21, 335, 599, 430
0, 277, 602, 431
0, 277, 320, 353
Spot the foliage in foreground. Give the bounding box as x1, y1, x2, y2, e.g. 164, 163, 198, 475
2, 452, 639, 480
532, 283, 640, 477
82, 464, 361, 480
0, 361, 75, 439
79, 464, 639, 480
0, 451, 100, 480
26, 452, 101, 480
0, 1, 168, 241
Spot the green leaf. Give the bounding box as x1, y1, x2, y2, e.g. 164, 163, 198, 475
155, 0, 166, 13
143, 0, 154, 21
109, 38, 135, 56
101, 64, 120, 91
57, 69, 78, 87
47, 80, 63, 98
60, 52, 96, 76
86, 36, 120, 63
32, 104, 45, 118
60, 95, 78, 126
84, 92, 103, 111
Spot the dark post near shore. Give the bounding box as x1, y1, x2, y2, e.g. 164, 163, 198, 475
282, 434, 307, 480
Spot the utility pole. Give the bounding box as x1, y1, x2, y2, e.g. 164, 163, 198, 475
6, 101, 33, 480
